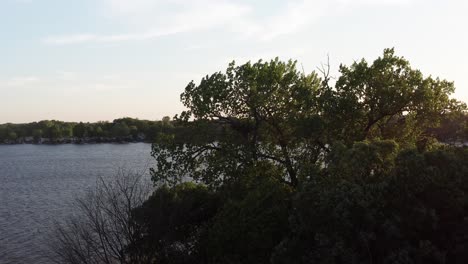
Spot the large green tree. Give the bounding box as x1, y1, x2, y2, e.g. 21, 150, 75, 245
152, 58, 324, 188
145, 49, 467, 264
321, 48, 465, 146
151, 49, 464, 189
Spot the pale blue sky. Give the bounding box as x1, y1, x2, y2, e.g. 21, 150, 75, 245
1, 0, 467, 123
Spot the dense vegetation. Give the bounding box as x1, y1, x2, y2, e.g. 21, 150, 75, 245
0, 117, 180, 143
51, 49, 468, 264
2, 114, 464, 145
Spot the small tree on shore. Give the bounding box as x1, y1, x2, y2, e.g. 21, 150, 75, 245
48, 171, 153, 264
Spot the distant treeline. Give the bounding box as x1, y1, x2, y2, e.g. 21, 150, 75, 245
0, 113, 466, 145
0, 117, 186, 144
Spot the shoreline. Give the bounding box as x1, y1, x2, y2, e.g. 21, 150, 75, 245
0, 136, 152, 145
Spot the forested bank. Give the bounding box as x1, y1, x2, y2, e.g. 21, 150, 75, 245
51, 49, 468, 264
1, 114, 466, 145
0, 117, 171, 144
0, 117, 193, 144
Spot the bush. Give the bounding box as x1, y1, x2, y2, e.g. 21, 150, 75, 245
48, 171, 152, 264
273, 145, 468, 264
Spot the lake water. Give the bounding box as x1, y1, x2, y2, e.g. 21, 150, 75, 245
0, 143, 154, 264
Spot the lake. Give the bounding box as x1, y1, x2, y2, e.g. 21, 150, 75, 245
0, 143, 154, 264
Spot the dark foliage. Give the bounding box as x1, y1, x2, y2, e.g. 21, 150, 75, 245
51, 49, 468, 264
0, 117, 195, 144
140, 49, 468, 264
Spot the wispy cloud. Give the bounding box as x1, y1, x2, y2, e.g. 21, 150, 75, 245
43, 30, 183, 45
245, 0, 416, 41
4, 76, 40, 86
43, 0, 415, 45
237, 0, 332, 41
57, 71, 79, 81
44, 0, 250, 45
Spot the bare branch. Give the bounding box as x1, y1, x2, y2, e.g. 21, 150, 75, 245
47, 170, 153, 264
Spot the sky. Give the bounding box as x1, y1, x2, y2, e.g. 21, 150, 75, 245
0, 0, 467, 123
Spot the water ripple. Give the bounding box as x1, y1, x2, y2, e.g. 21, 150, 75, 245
0, 143, 154, 264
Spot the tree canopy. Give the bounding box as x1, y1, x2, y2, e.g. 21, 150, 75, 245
322, 49, 464, 146
151, 48, 466, 189
50, 49, 468, 264
142, 49, 468, 264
